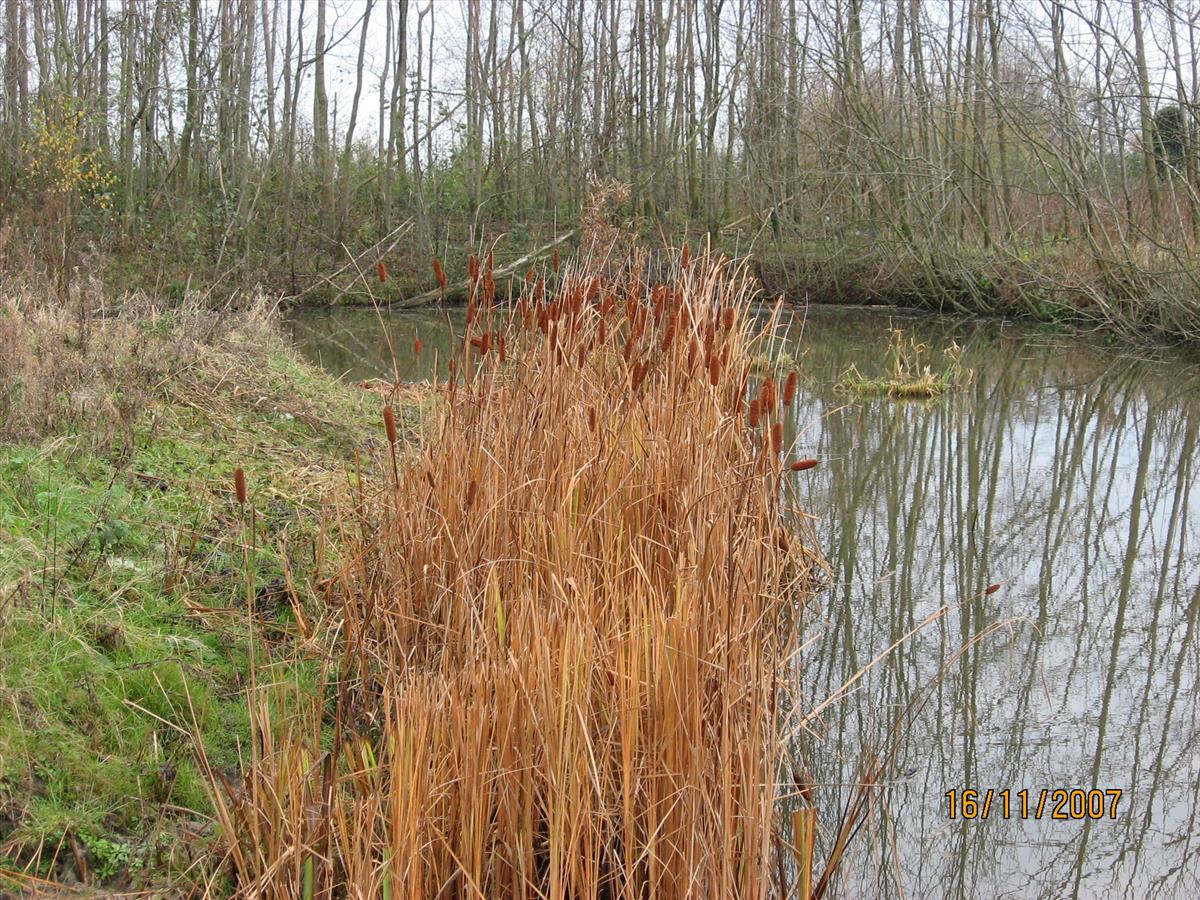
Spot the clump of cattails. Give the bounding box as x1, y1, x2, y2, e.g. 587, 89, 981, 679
204, 253, 824, 900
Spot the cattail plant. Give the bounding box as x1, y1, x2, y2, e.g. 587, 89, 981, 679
376, 260, 389, 283
383, 404, 399, 482
432, 258, 448, 293
784, 371, 798, 406
204, 250, 825, 900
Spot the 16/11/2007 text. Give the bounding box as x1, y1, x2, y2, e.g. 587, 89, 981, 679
945, 788, 1122, 821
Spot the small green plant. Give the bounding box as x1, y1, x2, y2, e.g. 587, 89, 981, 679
837, 327, 971, 399
79, 832, 131, 881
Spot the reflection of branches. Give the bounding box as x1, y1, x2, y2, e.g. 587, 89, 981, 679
789, 313, 1200, 896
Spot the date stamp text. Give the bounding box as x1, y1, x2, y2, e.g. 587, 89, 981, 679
945, 788, 1122, 821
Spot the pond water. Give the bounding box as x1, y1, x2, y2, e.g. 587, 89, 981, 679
286, 304, 1200, 898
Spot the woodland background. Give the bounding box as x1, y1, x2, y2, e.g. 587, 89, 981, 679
1, 0, 1199, 336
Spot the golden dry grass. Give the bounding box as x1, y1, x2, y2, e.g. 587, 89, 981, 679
200, 251, 824, 899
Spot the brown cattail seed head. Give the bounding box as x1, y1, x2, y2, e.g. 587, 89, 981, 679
760, 378, 776, 410
722, 306, 735, 331
708, 354, 721, 387
433, 258, 447, 291
661, 321, 676, 353
413, 336, 423, 358
632, 360, 648, 391
383, 405, 398, 445
234, 467, 247, 505
771, 422, 783, 455
784, 371, 798, 406
749, 399, 761, 428
469, 254, 481, 283
985, 583, 1001, 595
553, 248, 560, 272
789, 458, 818, 471
376, 260, 388, 283
681, 243, 690, 269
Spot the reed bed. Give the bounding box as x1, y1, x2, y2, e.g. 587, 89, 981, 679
202, 252, 824, 898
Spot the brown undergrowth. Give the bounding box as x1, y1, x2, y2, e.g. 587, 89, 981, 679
0, 277, 280, 443
200, 252, 830, 898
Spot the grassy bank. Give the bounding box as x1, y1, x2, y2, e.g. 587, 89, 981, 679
751, 236, 1200, 345
0, 288, 426, 892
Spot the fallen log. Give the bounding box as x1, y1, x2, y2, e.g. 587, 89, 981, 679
387, 229, 579, 308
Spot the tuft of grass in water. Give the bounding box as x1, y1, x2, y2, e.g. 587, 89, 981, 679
199, 251, 836, 898
837, 327, 971, 399
749, 347, 798, 375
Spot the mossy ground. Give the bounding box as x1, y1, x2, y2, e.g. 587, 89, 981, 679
0, 318, 424, 892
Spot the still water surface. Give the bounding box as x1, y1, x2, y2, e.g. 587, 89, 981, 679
287, 305, 1200, 899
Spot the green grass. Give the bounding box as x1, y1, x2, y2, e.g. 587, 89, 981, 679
0, 336, 417, 890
